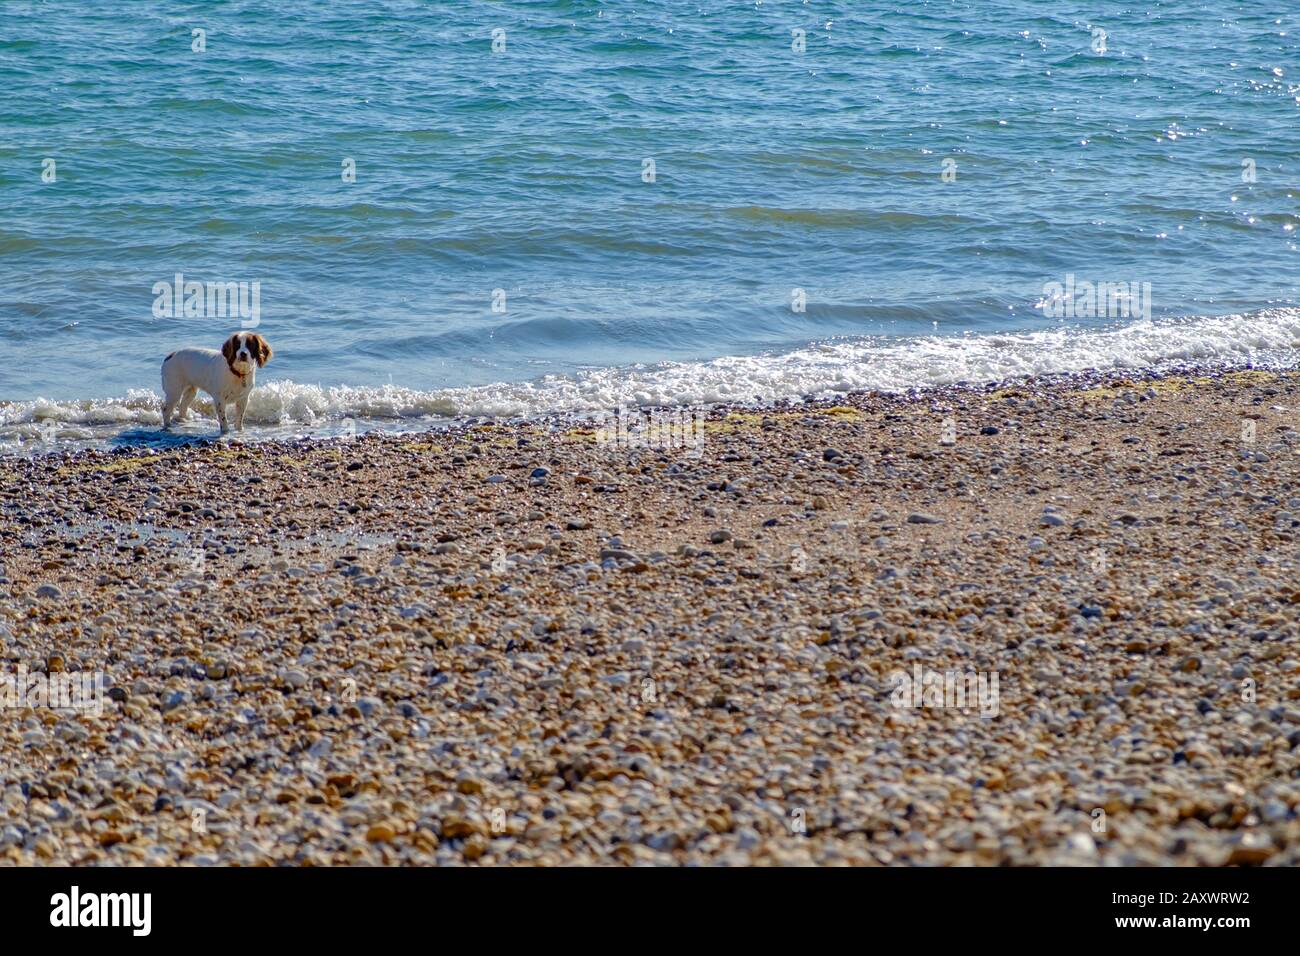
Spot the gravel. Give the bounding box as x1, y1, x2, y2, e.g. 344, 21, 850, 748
0, 366, 1298, 865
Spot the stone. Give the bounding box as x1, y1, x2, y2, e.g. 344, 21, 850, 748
906, 513, 943, 525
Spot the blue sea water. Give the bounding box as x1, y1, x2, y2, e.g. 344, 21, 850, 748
1, 1, 1298, 445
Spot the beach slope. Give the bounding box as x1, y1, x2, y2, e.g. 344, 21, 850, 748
1, 368, 1297, 865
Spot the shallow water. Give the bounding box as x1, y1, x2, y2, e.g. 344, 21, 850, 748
2, 1, 1298, 450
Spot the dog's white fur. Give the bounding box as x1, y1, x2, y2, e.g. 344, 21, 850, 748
161, 332, 272, 434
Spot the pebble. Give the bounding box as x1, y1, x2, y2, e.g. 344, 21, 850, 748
906, 512, 943, 525
2, 368, 1297, 868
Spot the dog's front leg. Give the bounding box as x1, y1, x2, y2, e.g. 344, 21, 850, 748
216, 401, 230, 435
235, 397, 248, 432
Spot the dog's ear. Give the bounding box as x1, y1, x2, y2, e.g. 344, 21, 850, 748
253, 334, 272, 367
221, 334, 239, 366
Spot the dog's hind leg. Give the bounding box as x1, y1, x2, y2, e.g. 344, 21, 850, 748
161, 391, 178, 430
175, 386, 198, 422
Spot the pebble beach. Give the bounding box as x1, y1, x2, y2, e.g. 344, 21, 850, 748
2, 366, 1299, 867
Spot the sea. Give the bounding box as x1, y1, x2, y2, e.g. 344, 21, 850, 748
2, 1, 1298, 450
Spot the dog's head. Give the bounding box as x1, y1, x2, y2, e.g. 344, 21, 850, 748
222, 332, 272, 375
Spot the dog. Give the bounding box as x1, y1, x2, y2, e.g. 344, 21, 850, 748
161, 331, 272, 434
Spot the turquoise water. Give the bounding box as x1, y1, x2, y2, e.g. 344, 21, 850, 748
1, 1, 1298, 441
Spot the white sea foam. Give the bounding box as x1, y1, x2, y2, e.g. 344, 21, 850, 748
3, 310, 1298, 451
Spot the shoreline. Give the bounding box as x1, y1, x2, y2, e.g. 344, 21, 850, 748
5, 354, 1300, 459
1, 362, 1298, 865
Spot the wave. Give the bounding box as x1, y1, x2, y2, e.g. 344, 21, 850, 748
3, 309, 1298, 449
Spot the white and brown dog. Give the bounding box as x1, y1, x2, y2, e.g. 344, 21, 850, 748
161, 331, 272, 434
